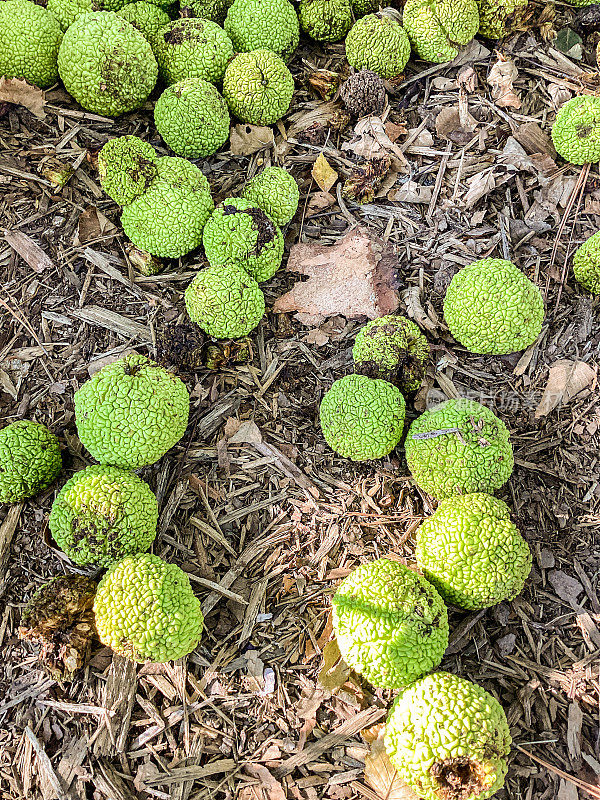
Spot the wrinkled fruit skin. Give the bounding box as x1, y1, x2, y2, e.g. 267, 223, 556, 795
49, 465, 158, 568
552, 96, 600, 165
415, 493, 532, 610
224, 0, 299, 61
385, 672, 511, 800
444, 258, 544, 354
0, 0, 63, 89
155, 78, 230, 158
403, 0, 479, 62
117, 2, 171, 47
0, 421, 61, 503
203, 197, 284, 282
319, 374, 406, 461
94, 553, 203, 662
98, 135, 158, 206
75, 353, 190, 469
573, 230, 600, 293
404, 398, 513, 499
332, 558, 449, 689
298, 0, 353, 41
185, 263, 265, 338
476, 0, 528, 38
154, 18, 233, 86
120, 157, 214, 257
241, 166, 300, 226
345, 14, 411, 80
58, 12, 158, 116
180, 0, 232, 24
222, 49, 294, 125
352, 315, 429, 392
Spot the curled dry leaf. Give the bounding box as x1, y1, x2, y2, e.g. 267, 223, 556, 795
317, 638, 352, 692
363, 723, 420, 800
230, 124, 274, 156
435, 106, 477, 144
342, 116, 408, 169
306, 189, 337, 217
488, 54, 522, 109
0, 76, 45, 118
311, 152, 338, 192
243, 765, 287, 800
535, 359, 596, 418
77, 206, 117, 244
273, 227, 400, 323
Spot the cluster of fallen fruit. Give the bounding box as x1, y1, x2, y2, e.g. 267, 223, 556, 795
4, 0, 600, 796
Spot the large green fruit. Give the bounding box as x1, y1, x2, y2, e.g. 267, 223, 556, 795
0, 421, 61, 503
573, 230, 600, 293
385, 672, 511, 800
97, 135, 158, 206
0, 0, 63, 89
222, 49, 294, 125
75, 354, 190, 469
402, 0, 479, 62
415, 493, 532, 609
240, 166, 299, 227
345, 14, 410, 79
224, 0, 299, 61
320, 374, 405, 461
332, 558, 449, 689
49, 465, 158, 567
94, 553, 203, 662
154, 18, 233, 86
404, 398, 513, 500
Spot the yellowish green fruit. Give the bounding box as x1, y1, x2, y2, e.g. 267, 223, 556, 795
476, 0, 528, 38
49, 465, 158, 567
241, 167, 299, 226
0, 0, 63, 89
180, 0, 232, 23
551, 96, 600, 165
573, 230, 600, 293
0, 421, 61, 503
332, 558, 449, 689
94, 553, 203, 662
117, 1, 170, 46
385, 672, 511, 800
402, 0, 479, 62
404, 398, 513, 499
415, 493, 532, 610
443, 258, 544, 354
98, 135, 157, 206
154, 18, 234, 86
224, 0, 299, 61
298, 0, 352, 42
345, 14, 411, 79
319, 374, 406, 461
222, 49, 294, 125
75, 353, 190, 469
185, 263, 265, 338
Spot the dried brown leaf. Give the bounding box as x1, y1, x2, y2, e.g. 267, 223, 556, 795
364, 724, 419, 800
244, 765, 286, 800
77, 206, 116, 244
311, 152, 338, 192
488, 55, 522, 109
318, 638, 351, 692
0, 76, 45, 118
534, 360, 595, 418
306, 190, 336, 217
230, 124, 274, 155
435, 106, 477, 144
273, 227, 400, 323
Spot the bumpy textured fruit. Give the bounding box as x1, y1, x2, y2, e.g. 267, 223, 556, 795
185, 263, 265, 338
320, 374, 406, 461
404, 398, 513, 500
573, 230, 600, 293
332, 558, 449, 689
47, 0, 93, 31
223, 50, 294, 125
117, 2, 170, 46
353, 315, 429, 392
49, 465, 158, 567
224, 0, 299, 61
345, 14, 411, 79
98, 135, 157, 206
0, 0, 63, 89
154, 18, 233, 86
57, 12, 157, 116
241, 167, 299, 226
120, 157, 214, 257
94, 553, 203, 662
0, 421, 61, 503
180, 0, 232, 23
415, 493, 532, 610
403, 0, 479, 62
444, 259, 544, 354
202, 198, 284, 282
386, 672, 511, 800
298, 0, 353, 42
552, 96, 600, 165
75, 354, 190, 469
476, 0, 527, 38
155, 78, 230, 158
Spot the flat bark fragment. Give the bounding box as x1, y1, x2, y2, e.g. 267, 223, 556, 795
273, 227, 400, 323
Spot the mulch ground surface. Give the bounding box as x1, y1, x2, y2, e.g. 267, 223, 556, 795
1, 6, 600, 800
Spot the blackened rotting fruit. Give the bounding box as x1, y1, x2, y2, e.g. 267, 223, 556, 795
340, 69, 387, 118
